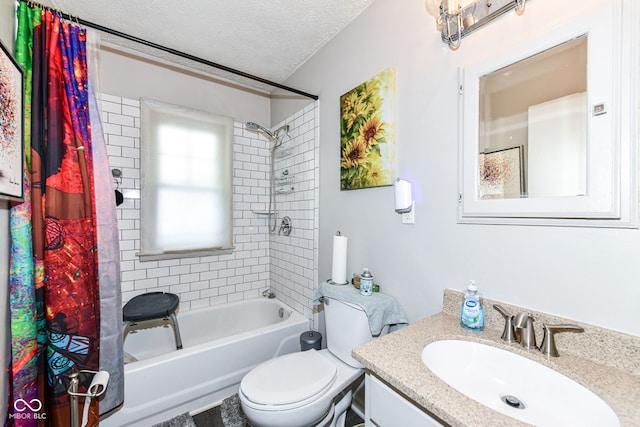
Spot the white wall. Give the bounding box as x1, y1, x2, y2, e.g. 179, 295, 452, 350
99, 47, 271, 128
0, 0, 15, 418
269, 103, 320, 320
270, 88, 316, 127
283, 0, 640, 336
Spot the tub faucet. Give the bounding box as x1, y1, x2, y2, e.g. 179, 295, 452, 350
514, 312, 537, 350
262, 289, 276, 299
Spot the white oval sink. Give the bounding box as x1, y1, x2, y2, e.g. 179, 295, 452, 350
421, 340, 619, 426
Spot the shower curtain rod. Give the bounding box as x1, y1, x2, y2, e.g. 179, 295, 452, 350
19, 0, 319, 100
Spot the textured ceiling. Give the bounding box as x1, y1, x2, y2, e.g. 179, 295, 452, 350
37, 0, 376, 94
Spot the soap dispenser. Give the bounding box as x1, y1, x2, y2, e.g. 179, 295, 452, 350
460, 280, 484, 331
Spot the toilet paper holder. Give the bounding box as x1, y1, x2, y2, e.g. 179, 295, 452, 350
67, 370, 110, 427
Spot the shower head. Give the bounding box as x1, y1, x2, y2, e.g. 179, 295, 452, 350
274, 124, 289, 139
245, 121, 276, 140
245, 121, 262, 131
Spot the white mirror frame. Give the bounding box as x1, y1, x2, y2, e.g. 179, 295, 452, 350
458, 0, 638, 228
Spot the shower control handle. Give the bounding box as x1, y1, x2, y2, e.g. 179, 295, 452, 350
279, 216, 292, 236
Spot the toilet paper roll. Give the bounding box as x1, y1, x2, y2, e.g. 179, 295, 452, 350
81, 371, 110, 427
331, 235, 348, 284
88, 371, 110, 396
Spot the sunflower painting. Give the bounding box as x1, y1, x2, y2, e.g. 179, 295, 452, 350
340, 68, 395, 190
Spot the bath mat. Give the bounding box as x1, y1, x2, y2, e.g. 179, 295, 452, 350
220, 394, 251, 427
152, 412, 196, 427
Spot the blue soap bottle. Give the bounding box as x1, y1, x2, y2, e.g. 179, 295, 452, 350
460, 280, 484, 331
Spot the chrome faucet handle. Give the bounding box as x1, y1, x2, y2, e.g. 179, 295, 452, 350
493, 304, 518, 343
539, 323, 585, 357
514, 312, 537, 350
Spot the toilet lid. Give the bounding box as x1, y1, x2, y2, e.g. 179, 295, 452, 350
241, 349, 337, 406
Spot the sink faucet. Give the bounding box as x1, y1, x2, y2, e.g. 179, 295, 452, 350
495, 307, 585, 357
513, 312, 537, 350
539, 323, 584, 357
493, 304, 518, 343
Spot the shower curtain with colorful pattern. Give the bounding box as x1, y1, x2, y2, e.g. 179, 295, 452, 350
8, 3, 123, 426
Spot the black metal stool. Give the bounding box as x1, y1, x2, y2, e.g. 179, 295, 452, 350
123, 292, 183, 350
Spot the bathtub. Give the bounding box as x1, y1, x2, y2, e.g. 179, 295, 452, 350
101, 297, 310, 427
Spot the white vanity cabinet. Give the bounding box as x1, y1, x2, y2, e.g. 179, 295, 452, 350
365, 373, 443, 427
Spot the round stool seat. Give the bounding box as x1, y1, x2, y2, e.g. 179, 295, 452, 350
123, 292, 179, 321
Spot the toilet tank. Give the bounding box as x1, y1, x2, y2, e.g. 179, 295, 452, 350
324, 297, 373, 368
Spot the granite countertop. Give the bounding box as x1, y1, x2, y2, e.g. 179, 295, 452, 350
352, 311, 640, 426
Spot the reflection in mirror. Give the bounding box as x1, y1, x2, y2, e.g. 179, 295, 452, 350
478, 35, 587, 200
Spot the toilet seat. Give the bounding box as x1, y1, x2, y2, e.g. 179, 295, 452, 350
240, 349, 337, 409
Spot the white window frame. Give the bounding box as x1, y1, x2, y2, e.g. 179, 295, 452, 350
139, 98, 234, 261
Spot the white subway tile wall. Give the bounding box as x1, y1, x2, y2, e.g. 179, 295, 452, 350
269, 103, 320, 320
101, 93, 318, 320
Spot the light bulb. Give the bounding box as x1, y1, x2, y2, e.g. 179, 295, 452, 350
445, 0, 460, 15
424, 0, 441, 17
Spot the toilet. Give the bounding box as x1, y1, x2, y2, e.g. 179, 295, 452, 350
239, 296, 379, 427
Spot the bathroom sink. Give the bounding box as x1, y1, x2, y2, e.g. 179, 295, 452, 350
421, 340, 619, 426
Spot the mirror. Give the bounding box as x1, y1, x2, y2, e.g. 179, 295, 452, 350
478, 36, 587, 200
458, 0, 637, 227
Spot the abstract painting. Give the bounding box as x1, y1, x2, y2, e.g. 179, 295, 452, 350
340, 68, 395, 190
479, 146, 524, 199
0, 38, 24, 201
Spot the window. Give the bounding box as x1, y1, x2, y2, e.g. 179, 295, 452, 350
140, 99, 233, 260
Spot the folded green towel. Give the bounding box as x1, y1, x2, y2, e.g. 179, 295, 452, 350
313, 281, 409, 335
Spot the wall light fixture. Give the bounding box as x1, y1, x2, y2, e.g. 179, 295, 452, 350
425, 0, 527, 50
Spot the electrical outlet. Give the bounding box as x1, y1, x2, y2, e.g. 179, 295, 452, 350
402, 202, 415, 224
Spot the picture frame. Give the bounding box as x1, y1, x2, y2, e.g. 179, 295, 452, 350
479, 146, 525, 200
339, 68, 395, 191
0, 38, 24, 202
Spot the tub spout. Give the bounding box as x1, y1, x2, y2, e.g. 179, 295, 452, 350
262, 289, 276, 299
